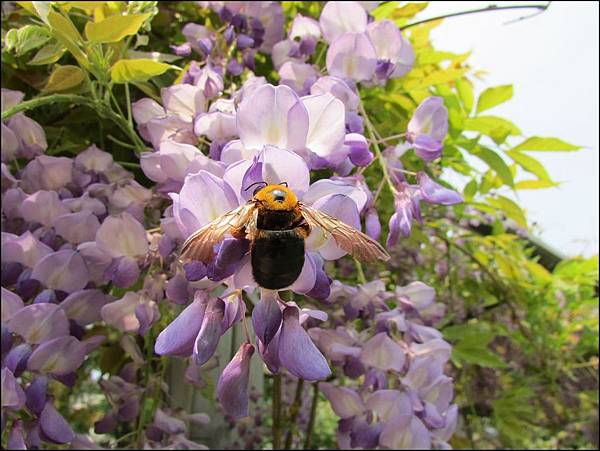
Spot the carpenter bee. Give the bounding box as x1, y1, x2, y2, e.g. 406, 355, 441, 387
180, 182, 390, 290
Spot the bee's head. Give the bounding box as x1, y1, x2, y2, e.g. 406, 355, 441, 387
252, 183, 298, 211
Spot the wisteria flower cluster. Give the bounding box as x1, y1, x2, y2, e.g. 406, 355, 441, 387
1, 1, 465, 449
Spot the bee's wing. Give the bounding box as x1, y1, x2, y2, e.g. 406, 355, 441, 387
299, 203, 390, 262
181, 202, 256, 263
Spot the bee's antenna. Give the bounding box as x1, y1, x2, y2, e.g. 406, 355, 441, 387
279, 181, 288, 187
244, 181, 267, 192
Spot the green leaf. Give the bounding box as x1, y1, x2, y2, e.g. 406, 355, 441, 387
506, 150, 551, 180
515, 180, 559, 190
455, 77, 474, 114
418, 68, 468, 88
464, 115, 521, 144
85, 13, 151, 43
110, 59, 174, 83
486, 195, 527, 228
476, 84, 513, 114
463, 179, 478, 200
43, 65, 85, 92
5, 25, 51, 55
46, 9, 89, 68
512, 136, 582, 152
453, 344, 507, 368
28, 42, 66, 65
468, 146, 514, 187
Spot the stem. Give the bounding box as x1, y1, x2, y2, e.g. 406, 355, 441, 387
116, 161, 141, 169
272, 374, 283, 450
1, 94, 94, 121
284, 378, 305, 449
303, 383, 319, 450
373, 133, 406, 144
107, 134, 138, 150
400, 3, 550, 30
125, 83, 133, 127
354, 258, 367, 284
358, 100, 398, 196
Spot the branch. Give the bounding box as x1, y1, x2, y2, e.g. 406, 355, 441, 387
284, 378, 305, 449
272, 374, 283, 449
1, 94, 95, 121
303, 382, 319, 450
400, 3, 551, 30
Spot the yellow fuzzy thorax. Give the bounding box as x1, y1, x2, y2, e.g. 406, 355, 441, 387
254, 184, 298, 211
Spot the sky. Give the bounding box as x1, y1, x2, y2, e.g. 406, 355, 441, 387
413, 1, 599, 257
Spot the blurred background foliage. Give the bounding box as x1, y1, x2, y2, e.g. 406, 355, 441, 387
1, 1, 598, 449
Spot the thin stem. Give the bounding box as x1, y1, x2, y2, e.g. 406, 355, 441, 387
272, 374, 283, 450
284, 378, 305, 449
1, 94, 95, 121
354, 258, 367, 285
358, 100, 398, 195
125, 83, 133, 127
372, 133, 406, 144
303, 383, 319, 450
107, 134, 138, 150
116, 161, 141, 169
400, 3, 550, 30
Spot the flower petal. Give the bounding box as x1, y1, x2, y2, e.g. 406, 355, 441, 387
217, 343, 255, 419
278, 306, 330, 380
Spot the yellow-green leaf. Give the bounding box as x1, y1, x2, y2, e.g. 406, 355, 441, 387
506, 150, 551, 181
512, 136, 582, 152
455, 77, 474, 114
486, 195, 527, 229
29, 42, 66, 65
468, 146, 514, 187
476, 85, 513, 114
515, 180, 559, 190
43, 65, 85, 92
46, 9, 88, 68
85, 13, 150, 43
47, 9, 83, 44
110, 59, 174, 83
464, 115, 520, 144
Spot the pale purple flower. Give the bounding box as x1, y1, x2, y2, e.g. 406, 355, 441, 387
74, 144, 114, 173
326, 32, 377, 82
21, 156, 73, 192
407, 97, 449, 161
236, 84, 309, 154
217, 343, 255, 419
20, 190, 70, 227
31, 250, 90, 293
2, 231, 53, 268
95, 212, 148, 258
367, 20, 415, 81
320, 382, 366, 418
310, 76, 359, 112
278, 62, 319, 95
319, 1, 368, 44
27, 336, 86, 375
8, 303, 69, 344
6, 113, 47, 158
53, 211, 101, 245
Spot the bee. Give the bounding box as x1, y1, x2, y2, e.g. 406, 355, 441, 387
180, 182, 390, 290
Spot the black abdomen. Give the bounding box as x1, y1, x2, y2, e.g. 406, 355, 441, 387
251, 229, 305, 290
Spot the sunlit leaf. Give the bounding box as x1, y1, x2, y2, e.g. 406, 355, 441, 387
468, 146, 514, 187
455, 77, 474, 114
514, 180, 559, 190
110, 59, 175, 83
464, 115, 521, 144
506, 150, 551, 180
43, 65, 85, 92
486, 195, 527, 229
476, 85, 513, 114
512, 136, 582, 152
85, 13, 150, 43
29, 42, 66, 65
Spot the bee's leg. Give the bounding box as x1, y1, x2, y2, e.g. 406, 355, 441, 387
230, 226, 247, 240
296, 223, 311, 238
